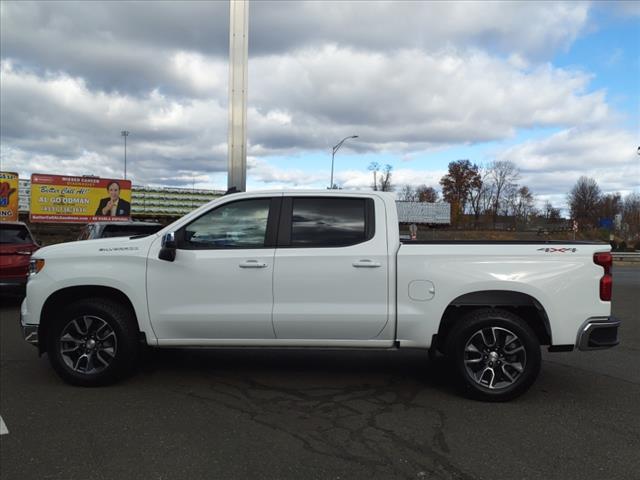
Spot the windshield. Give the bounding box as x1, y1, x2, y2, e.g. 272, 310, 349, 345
0, 225, 34, 244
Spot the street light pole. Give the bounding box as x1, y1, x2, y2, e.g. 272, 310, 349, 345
121, 130, 130, 179
329, 135, 358, 189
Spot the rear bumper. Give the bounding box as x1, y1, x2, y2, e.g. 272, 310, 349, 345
577, 317, 621, 351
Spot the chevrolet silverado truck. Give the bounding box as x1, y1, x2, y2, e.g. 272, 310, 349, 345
20, 191, 620, 401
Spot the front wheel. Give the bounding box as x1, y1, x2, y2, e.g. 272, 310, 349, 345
446, 309, 541, 401
46, 298, 139, 386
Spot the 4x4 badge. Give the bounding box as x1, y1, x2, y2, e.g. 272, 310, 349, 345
537, 247, 577, 253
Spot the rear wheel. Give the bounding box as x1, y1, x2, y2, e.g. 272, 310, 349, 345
47, 298, 139, 386
446, 308, 541, 401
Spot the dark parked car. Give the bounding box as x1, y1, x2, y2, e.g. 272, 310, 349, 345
78, 221, 163, 240
0, 221, 39, 294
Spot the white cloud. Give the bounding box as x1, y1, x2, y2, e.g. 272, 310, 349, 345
0, 43, 628, 193
0, 0, 635, 201
497, 127, 640, 199
247, 46, 613, 154
246, 156, 447, 192
497, 127, 637, 172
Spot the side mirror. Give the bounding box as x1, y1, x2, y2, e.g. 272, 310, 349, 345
159, 232, 177, 262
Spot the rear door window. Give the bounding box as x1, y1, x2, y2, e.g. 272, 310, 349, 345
287, 197, 373, 247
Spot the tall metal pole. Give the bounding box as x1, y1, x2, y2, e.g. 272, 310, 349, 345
329, 135, 358, 189
121, 130, 129, 179
227, 0, 249, 192
330, 149, 336, 189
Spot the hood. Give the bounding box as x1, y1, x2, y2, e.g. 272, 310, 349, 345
33, 234, 157, 260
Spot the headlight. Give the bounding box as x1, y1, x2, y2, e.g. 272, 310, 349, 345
29, 258, 45, 275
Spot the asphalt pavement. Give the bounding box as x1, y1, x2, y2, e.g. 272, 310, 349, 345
1, 267, 638, 480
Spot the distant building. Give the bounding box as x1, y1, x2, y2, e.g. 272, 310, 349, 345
130, 185, 224, 216
395, 201, 450, 225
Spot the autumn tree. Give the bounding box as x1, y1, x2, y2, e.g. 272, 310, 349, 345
598, 193, 623, 221
416, 185, 439, 203
439, 159, 481, 223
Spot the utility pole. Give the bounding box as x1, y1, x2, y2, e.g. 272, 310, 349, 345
329, 135, 358, 189
121, 130, 129, 179
227, 0, 249, 192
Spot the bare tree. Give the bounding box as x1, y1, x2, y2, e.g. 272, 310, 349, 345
568, 176, 602, 229
480, 182, 495, 218
368, 162, 380, 191
542, 200, 562, 222
416, 185, 439, 203
378, 164, 394, 192
467, 167, 489, 219
501, 183, 518, 217
510, 186, 535, 225
623, 192, 640, 236
487, 160, 520, 224
398, 185, 417, 201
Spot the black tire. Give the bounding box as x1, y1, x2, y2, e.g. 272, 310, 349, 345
445, 308, 541, 402
46, 297, 139, 386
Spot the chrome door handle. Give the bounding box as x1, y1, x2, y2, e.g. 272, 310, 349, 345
352, 259, 381, 268
239, 260, 268, 268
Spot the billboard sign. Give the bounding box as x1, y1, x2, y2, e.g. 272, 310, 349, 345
30, 174, 132, 223
0, 172, 20, 222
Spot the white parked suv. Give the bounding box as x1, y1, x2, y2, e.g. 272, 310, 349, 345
21, 191, 620, 401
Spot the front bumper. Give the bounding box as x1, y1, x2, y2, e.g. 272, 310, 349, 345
577, 317, 621, 351
20, 298, 39, 347
22, 324, 39, 346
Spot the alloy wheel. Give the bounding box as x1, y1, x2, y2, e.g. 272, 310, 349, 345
58, 315, 118, 375
463, 326, 527, 390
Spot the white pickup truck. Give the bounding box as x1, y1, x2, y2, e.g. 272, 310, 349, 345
21, 190, 620, 401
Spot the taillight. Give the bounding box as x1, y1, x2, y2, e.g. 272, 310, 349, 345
593, 252, 612, 301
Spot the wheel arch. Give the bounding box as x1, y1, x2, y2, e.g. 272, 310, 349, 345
38, 285, 141, 355
433, 290, 552, 352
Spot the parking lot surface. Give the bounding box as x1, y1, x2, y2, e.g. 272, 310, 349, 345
1, 267, 639, 480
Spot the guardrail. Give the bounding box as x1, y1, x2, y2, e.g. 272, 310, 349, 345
612, 252, 640, 262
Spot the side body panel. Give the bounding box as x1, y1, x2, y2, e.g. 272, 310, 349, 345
21, 235, 160, 344
396, 244, 611, 347
272, 194, 392, 341
146, 241, 277, 340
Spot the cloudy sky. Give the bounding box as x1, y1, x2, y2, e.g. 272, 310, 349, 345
1, 1, 638, 208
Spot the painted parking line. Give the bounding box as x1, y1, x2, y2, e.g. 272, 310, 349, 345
0, 415, 8, 435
